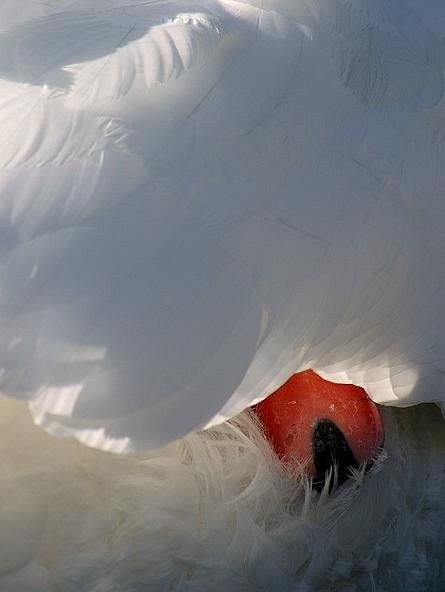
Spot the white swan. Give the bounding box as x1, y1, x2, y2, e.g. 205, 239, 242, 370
2, 2, 445, 590
0, 0, 444, 456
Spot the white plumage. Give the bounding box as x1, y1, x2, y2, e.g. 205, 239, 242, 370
1, 1, 445, 588
1, 0, 444, 452
1, 396, 445, 590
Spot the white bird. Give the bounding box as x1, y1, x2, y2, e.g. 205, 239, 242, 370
2, 2, 445, 590
0, 0, 444, 458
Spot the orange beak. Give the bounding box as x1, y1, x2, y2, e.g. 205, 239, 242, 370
253, 370, 384, 490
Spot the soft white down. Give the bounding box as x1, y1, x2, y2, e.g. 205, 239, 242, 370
1, 396, 445, 591
0, 0, 445, 452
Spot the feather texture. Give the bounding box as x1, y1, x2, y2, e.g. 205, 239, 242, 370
0, 0, 444, 452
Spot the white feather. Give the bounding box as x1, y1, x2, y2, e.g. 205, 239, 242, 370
0, 0, 444, 455
0, 395, 444, 590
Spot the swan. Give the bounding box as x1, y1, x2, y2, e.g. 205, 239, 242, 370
1, 0, 445, 588
1, 0, 444, 453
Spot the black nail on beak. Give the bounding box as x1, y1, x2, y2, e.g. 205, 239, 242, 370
311, 419, 359, 493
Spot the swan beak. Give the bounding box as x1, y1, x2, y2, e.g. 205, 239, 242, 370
252, 370, 384, 491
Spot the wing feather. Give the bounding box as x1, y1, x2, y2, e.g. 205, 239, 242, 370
0, 0, 444, 452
